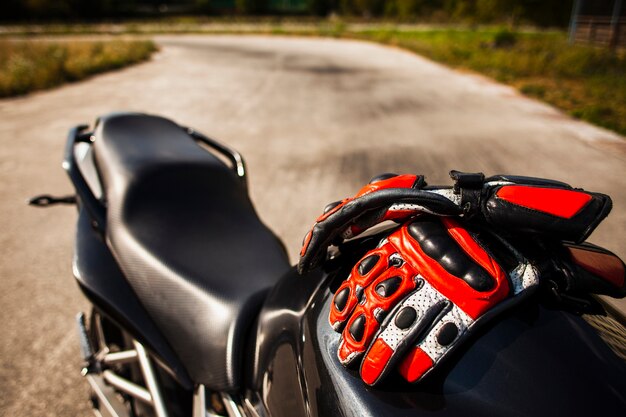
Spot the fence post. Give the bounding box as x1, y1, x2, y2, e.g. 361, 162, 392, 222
610, 0, 623, 49
569, 0, 584, 44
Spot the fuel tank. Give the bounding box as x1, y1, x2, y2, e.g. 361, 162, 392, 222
251, 252, 626, 416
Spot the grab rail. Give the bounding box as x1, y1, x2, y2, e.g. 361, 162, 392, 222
62, 121, 248, 235
184, 127, 248, 190
63, 125, 107, 235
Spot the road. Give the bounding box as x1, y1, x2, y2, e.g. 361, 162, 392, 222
1, 35, 625, 416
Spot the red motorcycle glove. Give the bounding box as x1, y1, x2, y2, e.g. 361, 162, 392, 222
299, 172, 611, 274
299, 173, 463, 273
330, 216, 539, 386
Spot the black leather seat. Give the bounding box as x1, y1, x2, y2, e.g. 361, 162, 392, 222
92, 113, 290, 391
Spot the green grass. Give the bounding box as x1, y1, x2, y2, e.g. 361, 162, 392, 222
346, 28, 626, 135
0, 40, 157, 97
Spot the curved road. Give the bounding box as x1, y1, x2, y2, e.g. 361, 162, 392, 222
1, 35, 625, 416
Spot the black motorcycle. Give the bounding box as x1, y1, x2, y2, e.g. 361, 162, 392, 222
31, 112, 626, 417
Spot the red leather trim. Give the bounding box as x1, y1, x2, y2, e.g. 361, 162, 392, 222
334, 243, 424, 363
354, 174, 419, 198
338, 305, 382, 361
350, 210, 422, 237
442, 218, 504, 280
398, 347, 433, 383
329, 247, 390, 327
316, 197, 349, 222
340, 294, 389, 357
339, 259, 425, 359
315, 175, 419, 224
390, 223, 509, 320
496, 185, 592, 219
361, 339, 394, 385
385, 209, 423, 221
329, 281, 352, 327
300, 230, 312, 257
337, 337, 355, 362
569, 247, 625, 288
365, 262, 419, 305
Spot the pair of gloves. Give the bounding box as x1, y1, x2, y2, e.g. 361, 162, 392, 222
297, 172, 625, 386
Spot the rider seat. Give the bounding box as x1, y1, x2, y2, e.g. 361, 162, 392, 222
92, 113, 290, 391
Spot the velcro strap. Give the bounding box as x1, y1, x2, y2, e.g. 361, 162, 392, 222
449, 170, 485, 193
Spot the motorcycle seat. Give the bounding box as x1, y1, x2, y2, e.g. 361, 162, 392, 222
91, 112, 290, 391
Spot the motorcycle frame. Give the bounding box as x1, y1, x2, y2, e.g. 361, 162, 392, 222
77, 311, 246, 417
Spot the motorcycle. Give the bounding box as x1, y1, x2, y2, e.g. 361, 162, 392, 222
30, 112, 626, 417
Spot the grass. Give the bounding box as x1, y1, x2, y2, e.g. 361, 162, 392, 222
346, 28, 626, 136
0, 40, 157, 97
1, 21, 624, 136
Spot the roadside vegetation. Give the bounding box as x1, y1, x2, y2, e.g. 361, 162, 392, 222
347, 28, 626, 136
0, 40, 157, 97
1, 20, 624, 136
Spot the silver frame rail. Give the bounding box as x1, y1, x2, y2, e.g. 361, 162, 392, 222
78, 311, 248, 417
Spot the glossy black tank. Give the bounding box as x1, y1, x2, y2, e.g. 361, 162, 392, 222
251, 252, 626, 417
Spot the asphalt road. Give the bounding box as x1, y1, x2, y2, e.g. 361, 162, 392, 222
1, 35, 625, 416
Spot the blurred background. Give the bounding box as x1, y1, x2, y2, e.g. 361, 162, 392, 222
1, 0, 577, 22
1, 1, 625, 416
1, 1, 625, 134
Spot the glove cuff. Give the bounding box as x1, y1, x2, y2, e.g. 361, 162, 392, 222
449, 171, 612, 243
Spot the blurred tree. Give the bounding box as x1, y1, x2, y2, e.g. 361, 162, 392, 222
195, 0, 212, 13
383, 0, 398, 17
395, 0, 423, 19
360, 0, 385, 15
475, 0, 518, 22
523, 0, 574, 27
2, 0, 26, 20
236, 0, 268, 13
25, 0, 73, 17
308, 0, 333, 16
340, 0, 384, 16
339, 0, 354, 14
0, 0, 577, 26
72, 0, 108, 18
446, 0, 475, 20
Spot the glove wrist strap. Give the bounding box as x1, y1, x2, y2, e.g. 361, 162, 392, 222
449, 170, 485, 218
